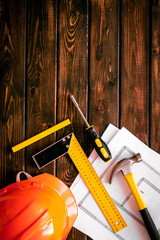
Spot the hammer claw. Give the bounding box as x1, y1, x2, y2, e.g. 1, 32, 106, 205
109, 153, 142, 184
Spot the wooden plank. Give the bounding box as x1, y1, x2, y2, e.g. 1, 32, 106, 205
25, 0, 57, 175
87, 1, 119, 239
120, 0, 149, 143
57, 0, 88, 239
0, 0, 25, 188
150, 0, 160, 153
89, 0, 119, 136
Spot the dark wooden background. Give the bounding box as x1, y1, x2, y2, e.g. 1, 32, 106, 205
0, 0, 160, 239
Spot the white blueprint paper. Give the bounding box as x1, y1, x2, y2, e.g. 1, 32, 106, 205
70, 124, 160, 240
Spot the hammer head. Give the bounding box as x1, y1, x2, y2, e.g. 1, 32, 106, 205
109, 153, 142, 184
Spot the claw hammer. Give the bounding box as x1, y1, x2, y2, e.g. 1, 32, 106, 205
109, 153, 160, 240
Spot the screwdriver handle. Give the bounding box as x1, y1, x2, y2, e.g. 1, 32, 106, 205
86, 125, 112, 162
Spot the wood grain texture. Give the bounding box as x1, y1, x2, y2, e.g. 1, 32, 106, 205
57, 0, 88, 185
120, 0, 149, 143
57, 0, 88, 239
25, 0, 57, 175
89, 0, 119, 136
150, 0, 160, 153
87, 1, 119, 239
0, 0, 25, 188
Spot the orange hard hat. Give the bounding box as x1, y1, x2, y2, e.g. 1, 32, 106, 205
0, 173, 78, 240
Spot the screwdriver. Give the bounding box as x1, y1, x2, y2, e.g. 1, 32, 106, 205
70, 95, 112, 162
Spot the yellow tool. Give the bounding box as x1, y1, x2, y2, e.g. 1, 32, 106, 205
12, 119, 71, 152
32, 133, 127, 233
109, 154, 160, 240
70, 95, 112, 162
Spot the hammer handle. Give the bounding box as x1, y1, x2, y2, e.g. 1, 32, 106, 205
124, 172, 160, 240
139, 208, 160, 240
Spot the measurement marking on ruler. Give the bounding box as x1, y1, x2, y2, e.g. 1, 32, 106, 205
68, 134, 127, 233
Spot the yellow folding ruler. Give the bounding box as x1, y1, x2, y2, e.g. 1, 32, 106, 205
12, 119, 71, 152
32, 132, 127, 233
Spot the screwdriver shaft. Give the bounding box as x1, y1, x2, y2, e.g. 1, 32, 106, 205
70, 95, 90, 128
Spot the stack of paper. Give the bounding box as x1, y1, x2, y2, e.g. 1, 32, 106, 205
70, 124, 160, 240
